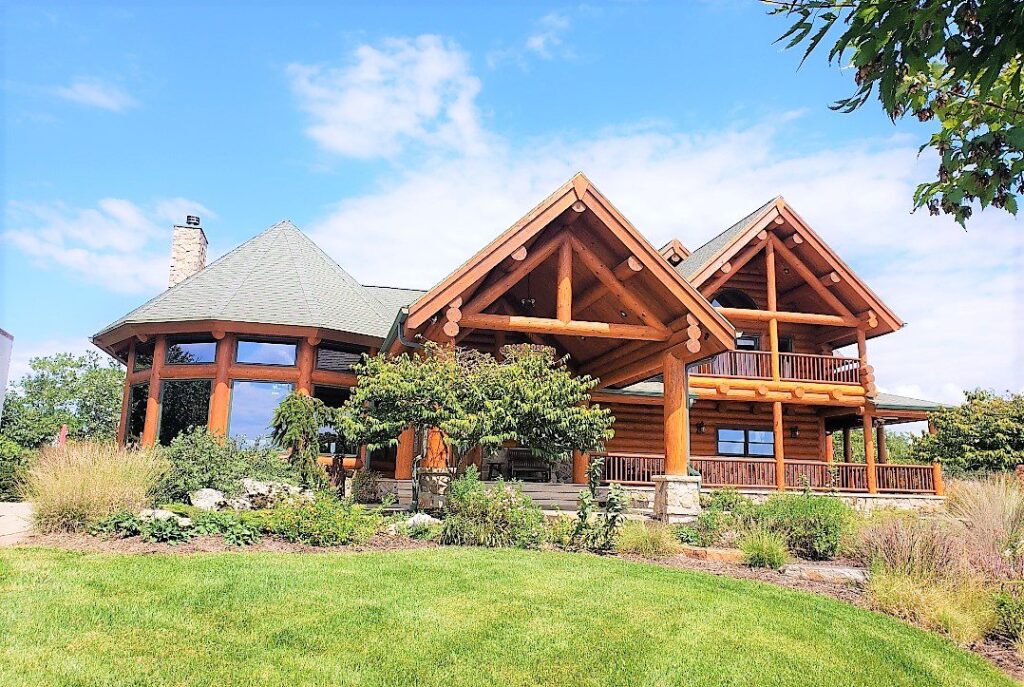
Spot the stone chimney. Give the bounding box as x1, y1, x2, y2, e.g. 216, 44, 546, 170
168, 215, 208, 288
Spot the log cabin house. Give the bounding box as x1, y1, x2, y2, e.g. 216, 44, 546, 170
92, 173, 944, 511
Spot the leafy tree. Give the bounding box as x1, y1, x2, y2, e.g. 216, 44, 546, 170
830, 426, 920, 463
771, 0, 1024, 225
909, 388, 1024, 474
270, 392, 334, 491
0, 352, 124, 449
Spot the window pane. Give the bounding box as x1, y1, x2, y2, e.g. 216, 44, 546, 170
718, 429, 744, 442
313, 386, 354, 454
748, 443, 774, 456
718, 441, 746, 456
158, 379, 211, 445
316, 344, 364, 372
236, 340, 297, 366
125, 383, 149, 444
133, 342, 154, 371
749, 430, 774, 444
166, 338, 217, 364
230, 381, 293, 445
735, 335, 759, 351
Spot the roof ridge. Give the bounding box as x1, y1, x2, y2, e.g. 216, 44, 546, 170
285, 231, 323, 327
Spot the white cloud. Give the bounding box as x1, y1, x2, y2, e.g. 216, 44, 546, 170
52, 77, 137, 112
6, 337, 96, 385
3, 197, 213, 294
488, 12, 574, 67
287, 35, 487, 158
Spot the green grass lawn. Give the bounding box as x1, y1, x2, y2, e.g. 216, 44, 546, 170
0, 547, 1014, 687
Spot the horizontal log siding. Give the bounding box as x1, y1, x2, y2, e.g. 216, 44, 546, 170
604, 401, 824, 460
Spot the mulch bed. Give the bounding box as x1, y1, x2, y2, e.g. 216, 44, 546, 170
12, 534, 1023, 682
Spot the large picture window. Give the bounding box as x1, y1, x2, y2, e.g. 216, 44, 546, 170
236, 339, 297, 366
158, 379, 212, 445
166, 337, 217, 365
717, 428, 774, 457
229, 381, 293, 445
125, 383, 149, 445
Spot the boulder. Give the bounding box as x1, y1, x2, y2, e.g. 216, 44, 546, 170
406, 513, 441, 528
238, 478, 312, 509
139, 508, 191, 527
189, 488, 225, 511
780, 564, 868, 586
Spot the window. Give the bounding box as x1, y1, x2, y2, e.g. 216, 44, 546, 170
316, 343, 365, 372
711, 288, 758, 310
717, 428, 774, 457
125, 383, 149, 445
236, 339, 297, 366
313, 385, 355, 454
229, 381, 293, 445
735, 334, 760, 351
158, 379, 212, 445
166, 337, 217, 365
779, 337, 794, 353
133, 342, 154, 371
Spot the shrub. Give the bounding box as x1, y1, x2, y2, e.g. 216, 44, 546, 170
439, 467, 545, 549
25, 442, 167, 533
680, 509, 741, 548
946, 475, 1024, 579
89, 510, 144, 538
756, 493, 852, 560
868, 569, 997, 647
154, 427, 298, 504
191, 511, 262, 546
350, 470, 382, 504
995, 588, 1024, 641
0, 438, 28, 501
140, 517, 193, 544
852, 513, 967, 578
616, 520, 681, 558
703, 487, 755, 515
262, 493, 381, 547
546, 483, 629, 553
738, 528, 789, 569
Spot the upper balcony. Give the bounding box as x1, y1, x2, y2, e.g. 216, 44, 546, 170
691, 350, 860, 385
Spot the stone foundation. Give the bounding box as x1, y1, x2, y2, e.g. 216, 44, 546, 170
652, 475, 702, 524
416, 469, 451, 510
728, 489, 946, 514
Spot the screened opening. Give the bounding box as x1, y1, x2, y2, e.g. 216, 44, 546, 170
316, 342, 365, 372
158, 379, 212, 445
125, 383, 149, 445
711, 288, 758, 310
717, 428, 774, 457
133, 342, 154, 371
236, 339, 297, 366
166, 336, 217, 365
229, 381, 293, 446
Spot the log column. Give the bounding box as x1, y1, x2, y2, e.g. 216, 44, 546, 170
773, 401, 785, 491
572, 450, 590, 485
295, 338, 315, 394
208, 334, 234, 435
424, 427, 449, 470
116, 341, 135, 445
876, 424, 889, 464
765, 240, 781, 382
863, 412, 877, 493
825, 433, 834, 464
395, 426, 415, 480
141, 335, 167, 447
663, 353, 689, 475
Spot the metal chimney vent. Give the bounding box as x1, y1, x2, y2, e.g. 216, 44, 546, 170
185, 215, 201, 226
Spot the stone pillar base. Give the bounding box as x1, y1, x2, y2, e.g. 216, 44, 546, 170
416, 469, 451, 511
652, 474, 702, 524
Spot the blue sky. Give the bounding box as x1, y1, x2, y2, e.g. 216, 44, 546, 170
3, 1, 1022, 404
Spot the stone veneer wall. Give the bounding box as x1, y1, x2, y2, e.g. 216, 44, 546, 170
168, 224, 208, 288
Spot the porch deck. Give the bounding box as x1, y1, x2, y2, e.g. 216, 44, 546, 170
597, 452, 942, 495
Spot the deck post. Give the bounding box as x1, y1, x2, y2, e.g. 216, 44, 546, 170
653, 352, 701, 524
932, 462, 945, 496
116, 341, 135, 445
572, 450, 590, 485
765, 240, 781, 382
295, 338, 315, 394
773, 401, 785, 491
876, 424, 888, 464
141, 335, 166, 447
208, 334, 234, 435
863, 412, 877, 493
825, 433, 834, 463
395, 427, 415, 480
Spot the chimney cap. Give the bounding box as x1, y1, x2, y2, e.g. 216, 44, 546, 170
185, 215, 201, 226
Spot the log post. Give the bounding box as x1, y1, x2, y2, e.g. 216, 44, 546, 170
208, 334, 235, 435
765, 240, 781, 382
556, 238, 573, 322
663, 353, 689, 475
395, 426, 415, 480
141, 335, 167, 447
773, 401, 785, 491
295, 337, 315, 394
825, 433, 834, 464
116, 341, 135, 445
572, 449, 590, 485
424, 427, 449, 470
863, 413, 877, 493
876, 424, 889, 464
932, 462, 945, 496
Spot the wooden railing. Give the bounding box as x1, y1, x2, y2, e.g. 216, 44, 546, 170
690, 350, 860, 385
597, 453, 939, 494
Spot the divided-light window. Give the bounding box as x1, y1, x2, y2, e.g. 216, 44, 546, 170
717, 428, 774, 457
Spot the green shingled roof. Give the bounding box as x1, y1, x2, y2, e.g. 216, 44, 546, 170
673, 197, 778, 281
94, 220, 397, 341
873, 393, 944, 412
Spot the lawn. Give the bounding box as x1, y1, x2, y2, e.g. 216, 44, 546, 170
0, 547, 1014, 687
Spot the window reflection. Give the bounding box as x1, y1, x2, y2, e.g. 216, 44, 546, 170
716, 428, 774, 457
312, 385, 354, 454
133, 342, 154, 371
159, 379, 212, 445
125, 383, 149, 445
230, 381, 293, 446
166, 338, 217, 364
236, 340, 297, 366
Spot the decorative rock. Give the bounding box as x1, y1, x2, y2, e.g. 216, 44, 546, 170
406, 513, 441, 528
224, 497, 253, 511
780, 564, 868, 586
652, 474, 702, 524
139, 509, 191, 527
239, 478, 310, 509
189, 488, 225, 511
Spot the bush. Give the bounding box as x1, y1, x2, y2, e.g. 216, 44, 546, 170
738, 528, 789, 569
679, 509, 741, 548
89, 511, 145, 538
852, 513, 967, 578
350, 470, 382, 504
0, 437, 28, 501
440, 467, 545, 549
756, 493, 852, 560
140, 517, 193, 544
946, 475, 1024, 579
262, 493, 381, 547
25, 442, 167, 533
868, 569, 997, 647
191, 511, 262, 546
154, 427, 298, 504
995, 588, 1024, 641
703, 487, 755, 515
616, 520, 681, 558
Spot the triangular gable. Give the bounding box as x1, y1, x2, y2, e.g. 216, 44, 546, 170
659, 239, 690, 266
682, 198, 903, 341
